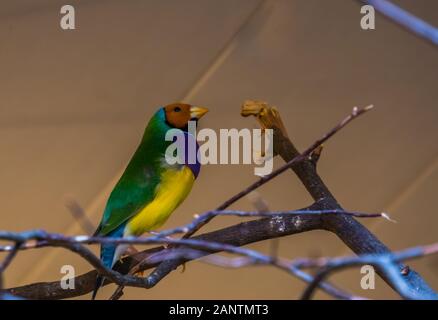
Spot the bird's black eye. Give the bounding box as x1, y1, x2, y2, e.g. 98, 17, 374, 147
174, 106, 181, 112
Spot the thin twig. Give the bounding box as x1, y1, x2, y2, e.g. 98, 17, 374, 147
0, 208, 390, 253
299, 242, 438, 300
155, 208, 392, 239
143, 248, 364, 300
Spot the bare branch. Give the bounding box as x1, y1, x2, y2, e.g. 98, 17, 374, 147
144, 248, 365, 300
4, 227, 437, 300
299, 242, 438, 300
0, 208, 389, 254
239, 101, 437, 299
5, 208, 323, 299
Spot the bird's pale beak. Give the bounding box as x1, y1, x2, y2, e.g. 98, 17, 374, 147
190, 106, 209, 120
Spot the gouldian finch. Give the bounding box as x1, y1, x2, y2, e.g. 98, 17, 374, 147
92, 103, 208, 299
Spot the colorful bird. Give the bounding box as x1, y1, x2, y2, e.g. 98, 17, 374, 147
92, 103, 208, 299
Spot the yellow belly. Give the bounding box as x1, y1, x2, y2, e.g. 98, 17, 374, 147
126, 166, 195, 236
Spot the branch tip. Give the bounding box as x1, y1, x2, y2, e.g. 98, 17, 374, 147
381, 212, 397, 223
364, 104, 374, 111
241, 100, 289, 138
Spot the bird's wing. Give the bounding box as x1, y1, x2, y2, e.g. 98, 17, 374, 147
94, 163, 161, 236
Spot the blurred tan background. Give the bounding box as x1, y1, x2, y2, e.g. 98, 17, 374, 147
1, 0, 437, 299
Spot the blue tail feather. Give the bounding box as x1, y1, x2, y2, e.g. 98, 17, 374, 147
92, 223, 126, 300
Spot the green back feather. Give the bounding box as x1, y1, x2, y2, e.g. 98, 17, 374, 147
95, 108, 172, 236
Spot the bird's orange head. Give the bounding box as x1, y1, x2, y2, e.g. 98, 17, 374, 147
164, 103, 208, 129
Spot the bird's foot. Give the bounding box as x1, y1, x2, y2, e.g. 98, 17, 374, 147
146, 231, 174, 248
135, 269, 146, 277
